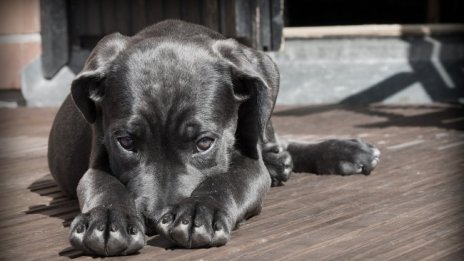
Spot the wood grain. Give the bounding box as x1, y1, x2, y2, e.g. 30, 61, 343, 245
0, 105, 463, 260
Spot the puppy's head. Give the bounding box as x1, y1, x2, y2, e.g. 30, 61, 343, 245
71, 30, 278, 231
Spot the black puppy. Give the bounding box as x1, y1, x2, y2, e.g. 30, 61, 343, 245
48, 20, 380, 256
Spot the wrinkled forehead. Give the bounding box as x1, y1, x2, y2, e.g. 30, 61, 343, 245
125, 41, 221, 86
103, 40, 236, 128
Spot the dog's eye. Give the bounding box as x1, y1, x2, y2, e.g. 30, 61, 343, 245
117, 136, 135, 151
196, 137, 214, 152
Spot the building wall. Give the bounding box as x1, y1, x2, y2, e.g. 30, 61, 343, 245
0, 0, 41, 90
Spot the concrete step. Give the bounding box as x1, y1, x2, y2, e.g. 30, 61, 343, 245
21, 36, 464, 106
270, 36, 464, 105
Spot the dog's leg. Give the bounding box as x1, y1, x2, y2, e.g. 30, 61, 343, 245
261, 121, 293, 186
48, 96, 92, 198
156, 153, 270, 248
68, 169, 145, 256
287, 139, 381, 175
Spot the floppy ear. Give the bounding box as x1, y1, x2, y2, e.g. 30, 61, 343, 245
213, 39, 280, 159
71, 33, 129, 123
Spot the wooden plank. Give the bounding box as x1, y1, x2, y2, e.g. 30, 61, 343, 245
270, 0, 283, 50
181, 0, 201, 24
1, 105, 463, 260
145, 0, 164, 25
284, 24, 464, 39
234, 0, 252, 47
86, 0, 102, 36
219, 0, 234, 37
101, 0, 117, 34
40, 0, 69, 79
259, 0, 272, 51
69, 0, 87, 46
131, 0, 147, 34
202, 0, 220, 32
164, 0, 181, 20
427, 0, 441, 23
250, 0, 260, 50
115, 0, 130, 35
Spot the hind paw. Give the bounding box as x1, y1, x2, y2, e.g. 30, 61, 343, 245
263, 143, 293, 186
315, 139, 380, 176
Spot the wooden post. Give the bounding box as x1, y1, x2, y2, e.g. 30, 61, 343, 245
259, 0, 272, 51
202, 0, 220, 32
270, 0, 284, 51
234, 0, 252, 47
427, 0, 441, 23
40, 0, 69, 79
219, 0, 283, 51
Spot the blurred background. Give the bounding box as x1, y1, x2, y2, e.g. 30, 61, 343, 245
0, 0, 463, 107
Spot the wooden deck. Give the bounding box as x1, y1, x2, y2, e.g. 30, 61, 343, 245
0, 105, 463, 260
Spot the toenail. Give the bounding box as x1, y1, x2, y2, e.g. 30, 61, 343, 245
129, 226, 138, 235
76, 225, 84, 233
97, 224, 105, 231
213, 223, 223, 231
161, 215, 172, 224
110, 224, 118, 232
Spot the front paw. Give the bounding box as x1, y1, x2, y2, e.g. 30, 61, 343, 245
157, 199, 232, 248
69, 206, 145, 256
318, 139, 380, 176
